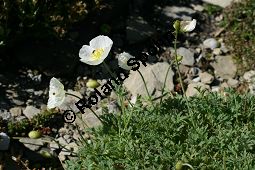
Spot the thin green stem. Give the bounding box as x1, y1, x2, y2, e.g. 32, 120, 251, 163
137, 70, 151, 101
160, 63, 173, 104
174, 31, 193, 116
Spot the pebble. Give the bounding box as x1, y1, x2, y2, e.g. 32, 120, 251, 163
199, 72, 214, 84
186, 82, 210, 97
227, 78, 239, 88
177, 47, 195, 66
23, 106, 41, 120
0, 132, 10, 151
243, 70, 255, 82
0, 110, 11, 120
9, 107, 23, 117
211, 55, 237, 79
212, 48, 222, 55
203, 38, 219, 50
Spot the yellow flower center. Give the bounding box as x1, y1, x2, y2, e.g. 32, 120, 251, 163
91, 48, 104, 61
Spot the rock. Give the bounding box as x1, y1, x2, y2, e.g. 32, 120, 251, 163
227, 78, 239, 88
23, 106, 40, 120
107, 101, 120, 114
162, 6, 196, 20
179, 64, 190, 75
186, 82, 210, 97
192, 77, 201, 83
211, 55, 237, 79
177, 47, 195, 66
211, 86, 220, 92
123, 62, 174, 97
0, 132, 10, 151
220, 43, 229, 53
19, 137, 45, 151
191, 4, 204, 11
220, 82, 230, 91
199, 72, 214, 84
56, 137, 69, 146
0, 110, 11, 120
82, 108, 103, 128
189, 67, 201, 77
203, 38, 219, 50
126, 15, 156, 44
34, 90, 44, 96
12, 99, 25, 106
59, 89, 82, 113
212, 48, 222, 55
243, 70, 255, 83
202, 0, 239, 8
9, 107, 22, 117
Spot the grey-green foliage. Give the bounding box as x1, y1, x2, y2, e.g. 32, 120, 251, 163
66, 90, 255, 170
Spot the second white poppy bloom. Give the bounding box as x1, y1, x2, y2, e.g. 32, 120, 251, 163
79, 35, 113, 65
47, 77, 66, 109
180, 19, 197, 32
118, 52, 135, 70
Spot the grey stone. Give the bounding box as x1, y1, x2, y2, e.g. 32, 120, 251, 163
199, 72, 214, 84
203, 38, 219, 50
227, 78, 239, 88
189, 67, 201, 77
59, 89, 82, 113
186, 82, 210, 97
0, 110, 11, 120
123, 62, 174, 97
23, 106, 40, 120
162, 6, 196, 20
211, 55, 237, 79
126, 15, 156, 44
177, 47, 195, 66
12, 99, 25, 106
212, 48, 222, 55
243, 70, 255, 83
0, 132, 10, 151
19, 137, 45, 151
212, 86, 220, 92
202, 0, 239, 8
9, 107, 22, 117
220, 43, 229, 53
82, 108, 103, 128
192, 77, 201, 83
34, 90, 44, 96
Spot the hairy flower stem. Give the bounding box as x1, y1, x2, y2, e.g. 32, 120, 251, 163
174, 31, 193, 118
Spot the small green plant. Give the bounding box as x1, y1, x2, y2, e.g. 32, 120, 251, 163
204, 4, 223, 16
65, 90, 255, 169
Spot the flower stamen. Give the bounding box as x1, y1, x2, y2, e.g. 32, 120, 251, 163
91, 48, 104, 61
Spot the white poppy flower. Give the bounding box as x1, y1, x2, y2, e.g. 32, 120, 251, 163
79, 35, 113, 65
118, 52, 135, 70
180, 19, 197, 32
47, 77, 66, 109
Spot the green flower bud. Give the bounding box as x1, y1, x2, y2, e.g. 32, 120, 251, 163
86, 79, 100, 88
173, 20, 181, 32
176, 55, 183, 62
28, 130, 42, 139
175, 161, 183, 170
40, 150, 52, 158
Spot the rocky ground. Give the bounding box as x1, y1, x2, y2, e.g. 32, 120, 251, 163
1, 0, 255, 169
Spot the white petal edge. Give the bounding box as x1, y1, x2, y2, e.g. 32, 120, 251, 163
79, 45, 94, 60
183, 19, 196, 32
89, 35, 113, 49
